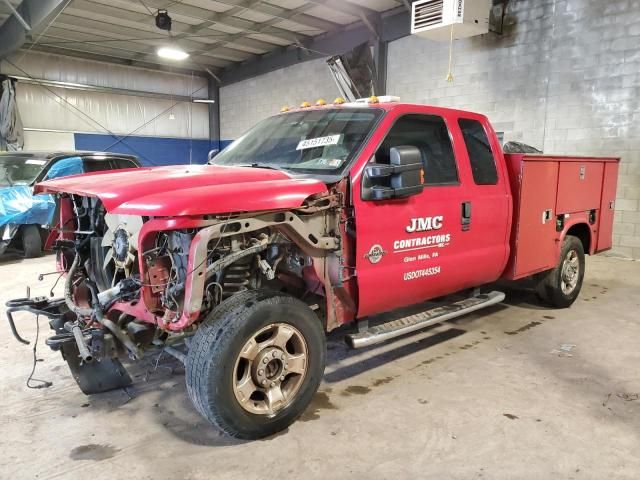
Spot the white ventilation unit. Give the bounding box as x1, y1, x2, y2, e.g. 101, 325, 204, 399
411, 0, 492, 42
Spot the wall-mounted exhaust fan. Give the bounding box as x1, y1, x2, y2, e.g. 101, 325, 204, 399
411, 0, 492, 41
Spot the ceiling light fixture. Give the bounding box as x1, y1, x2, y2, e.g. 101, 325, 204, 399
192, 99, 216, 104
157, 46, 189, 61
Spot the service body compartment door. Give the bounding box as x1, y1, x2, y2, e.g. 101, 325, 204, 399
352, 107, 510, 318
596, 162, 619, 252
556, 162, 604, 213
512, 160, 559, 277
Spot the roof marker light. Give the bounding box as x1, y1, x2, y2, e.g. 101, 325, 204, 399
355, 95, 401, 104
333, 97, 345, 105
300, 101, 311, 108
315, 99, 326, 106
281, 106, 290, 112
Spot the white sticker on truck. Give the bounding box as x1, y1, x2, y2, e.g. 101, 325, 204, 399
26, 159, 46, 165
296, 134, 341, 150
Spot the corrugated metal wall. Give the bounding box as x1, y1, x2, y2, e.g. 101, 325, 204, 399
0, 51, 211, 164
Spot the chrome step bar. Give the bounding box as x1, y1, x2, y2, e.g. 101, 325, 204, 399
345, 291, 505, 349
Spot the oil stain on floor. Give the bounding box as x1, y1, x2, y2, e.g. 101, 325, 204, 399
504, 321, 542, 336
341, 385, 371, 396
299, 391, 337, 422
69, 444, 119, 461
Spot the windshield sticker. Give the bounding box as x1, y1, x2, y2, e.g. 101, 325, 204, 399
25, 159, 46, 166
296, 134, 342, 151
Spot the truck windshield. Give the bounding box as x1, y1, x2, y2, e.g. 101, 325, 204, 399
212, 108, 382, 174
0, 155, 47, 187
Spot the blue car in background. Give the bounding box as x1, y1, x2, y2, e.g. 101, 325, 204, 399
0, 151, 140, 258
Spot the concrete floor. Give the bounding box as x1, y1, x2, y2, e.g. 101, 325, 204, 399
0, 253, 639, 480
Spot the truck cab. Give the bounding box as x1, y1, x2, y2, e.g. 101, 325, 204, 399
349, 102, 512, 317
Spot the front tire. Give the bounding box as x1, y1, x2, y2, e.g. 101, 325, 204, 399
536, 235, 585, 308
22, 225, 43, 258
186, 289, 326, 439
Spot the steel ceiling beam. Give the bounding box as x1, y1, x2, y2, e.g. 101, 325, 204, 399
137, 0, 309, 46
219, 7, 410, 86
7, 74, 205, 101
171, 0, 304, 51
212, 0, 340, 32
0, 0, 72, 58
65, 1, 267, 59
19, 44, 212, 77
185, 2, 328, 58
399, 0, 412, 13
307, 0, 378, 18
39, 25, 244, 64
2, 0, 30, 30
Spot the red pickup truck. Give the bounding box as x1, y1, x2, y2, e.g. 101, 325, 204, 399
7, 97, 619, 440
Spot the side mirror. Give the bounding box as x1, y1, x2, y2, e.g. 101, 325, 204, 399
363, 146, 424, 201
207, 149, 220, 163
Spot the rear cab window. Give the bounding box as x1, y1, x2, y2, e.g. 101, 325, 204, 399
112, 158, 138, 169
458, 118, 498, 185
82, 159, 113, 173
83, 157, 136, 172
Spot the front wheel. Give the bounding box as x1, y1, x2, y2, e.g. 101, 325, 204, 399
22, 225, 43, 258
536, 235, 585, 308
186, 290, 326, 439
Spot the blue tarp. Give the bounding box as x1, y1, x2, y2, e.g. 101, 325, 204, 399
44, 156, 84, 180
0, 156, 84, 227
0, 185, 55, 226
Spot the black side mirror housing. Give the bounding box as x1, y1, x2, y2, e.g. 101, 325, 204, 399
363, 146, 424, 201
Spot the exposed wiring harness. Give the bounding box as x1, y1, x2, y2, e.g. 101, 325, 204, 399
26, 315, 52, 390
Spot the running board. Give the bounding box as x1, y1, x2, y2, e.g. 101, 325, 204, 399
345, 291, 505, 349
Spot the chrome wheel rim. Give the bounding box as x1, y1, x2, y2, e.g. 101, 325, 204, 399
232, 323, 308, 416
561, 250, 580, 295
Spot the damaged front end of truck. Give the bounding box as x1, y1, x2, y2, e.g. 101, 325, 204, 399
7, 106, 385, 438
6, 164, 350, 395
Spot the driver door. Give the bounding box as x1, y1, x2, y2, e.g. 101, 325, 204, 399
352, 107, 508, 318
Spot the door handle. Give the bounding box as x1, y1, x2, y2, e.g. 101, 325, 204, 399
461, 201, 472, 231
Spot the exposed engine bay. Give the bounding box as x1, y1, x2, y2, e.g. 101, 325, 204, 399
18, 192, 343, 394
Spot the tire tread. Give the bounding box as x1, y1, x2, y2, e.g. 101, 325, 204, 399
186, 289, 324, 439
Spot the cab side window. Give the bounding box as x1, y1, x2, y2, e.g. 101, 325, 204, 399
458, 119, 498, 185
377, 114, 458, 186
83, 159, 112, 173
113, 158, 138, 169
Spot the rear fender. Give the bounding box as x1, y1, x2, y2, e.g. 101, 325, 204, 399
558, 213, 595, 256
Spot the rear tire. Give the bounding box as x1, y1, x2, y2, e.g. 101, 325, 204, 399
536, 235, 585, 308
186, 289, 326, 439
22, 225, 43, 258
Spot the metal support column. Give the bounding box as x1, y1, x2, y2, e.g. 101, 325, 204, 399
208, 77, 221, 153
373, 38, 388, 96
